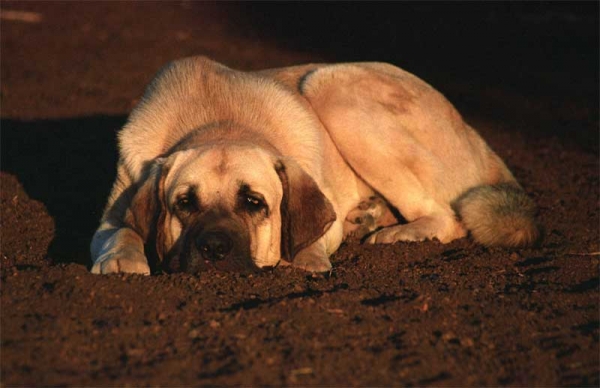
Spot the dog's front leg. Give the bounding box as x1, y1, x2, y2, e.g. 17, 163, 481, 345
292, 239, 332, 273
292, 219, 344, 273
90, 226, 150, 275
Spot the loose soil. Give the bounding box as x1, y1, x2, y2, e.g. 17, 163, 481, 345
1, 2, 598, 386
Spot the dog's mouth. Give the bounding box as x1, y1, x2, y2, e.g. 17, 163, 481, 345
162, 217, 258, 274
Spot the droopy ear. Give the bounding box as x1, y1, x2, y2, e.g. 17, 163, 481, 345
123, 158, 171, 261
276, 158, 336, 261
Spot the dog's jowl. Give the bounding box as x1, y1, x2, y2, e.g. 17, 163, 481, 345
91, 57, 540, 275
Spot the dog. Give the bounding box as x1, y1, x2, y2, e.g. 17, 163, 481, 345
90, 56, 540, 275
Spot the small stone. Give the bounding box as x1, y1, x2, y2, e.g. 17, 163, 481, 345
461, 337, 475, 347
442, 332, 457, 342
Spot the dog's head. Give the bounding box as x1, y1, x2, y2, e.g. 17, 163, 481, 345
123, 145, 336, 273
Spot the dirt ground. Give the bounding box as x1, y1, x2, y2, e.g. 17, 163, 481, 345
1, 2, 598, 386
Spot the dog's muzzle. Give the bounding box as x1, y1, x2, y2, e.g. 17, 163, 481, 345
196, 231, 233, 262
166, 210, 257, 274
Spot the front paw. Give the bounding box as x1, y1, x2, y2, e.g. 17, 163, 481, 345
292, 248, 332, 273
91, 248, 150, 275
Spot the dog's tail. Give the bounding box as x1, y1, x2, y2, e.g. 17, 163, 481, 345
451, 183, 541, 247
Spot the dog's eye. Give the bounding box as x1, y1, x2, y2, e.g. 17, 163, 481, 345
238, 184, 268, 217
246, 195, 264, 209
244, 195, 267, 214
175, 195, 195, 212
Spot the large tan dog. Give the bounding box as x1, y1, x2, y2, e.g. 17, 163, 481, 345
91, 57, 540, 274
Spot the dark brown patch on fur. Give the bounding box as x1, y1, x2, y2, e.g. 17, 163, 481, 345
153, 170, 171, 262
376, 91, 411, 115
123, 160, 171, 261
377, 88, 414, 115
297, 68, 319, 95
364, 71, 415, 115
275, 160, 336, 261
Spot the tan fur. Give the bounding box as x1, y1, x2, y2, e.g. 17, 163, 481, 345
91, 56, 540, 275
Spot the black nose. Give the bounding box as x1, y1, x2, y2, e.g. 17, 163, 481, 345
196, 232, 233, 261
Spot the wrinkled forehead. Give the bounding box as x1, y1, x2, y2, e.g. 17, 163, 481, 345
166, 146, 281, 202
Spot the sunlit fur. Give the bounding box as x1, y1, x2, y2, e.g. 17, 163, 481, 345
161, 146, 284, 268
91, 56, 540, 275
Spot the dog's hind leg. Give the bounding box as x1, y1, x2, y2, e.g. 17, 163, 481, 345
344, 195, 398, 240
296, 63, 495, 245
366, 213, 466, 244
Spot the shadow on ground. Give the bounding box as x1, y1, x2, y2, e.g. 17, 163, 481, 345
1, 116, 126, 265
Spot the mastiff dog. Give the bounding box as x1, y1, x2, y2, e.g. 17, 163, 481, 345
91, 57, 540, 274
